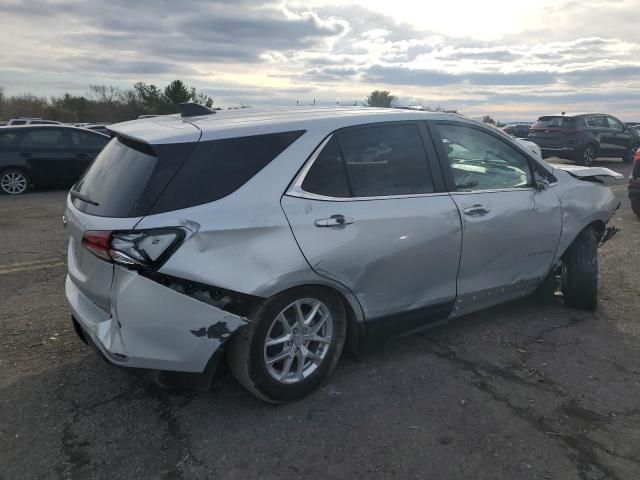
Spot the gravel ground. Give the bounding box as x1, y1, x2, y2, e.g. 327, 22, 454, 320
1, 158, 639, 480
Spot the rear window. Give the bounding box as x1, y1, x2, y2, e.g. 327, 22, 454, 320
72, 137, 157, 217
533, 116, 575, 129
149, 130, 305, 213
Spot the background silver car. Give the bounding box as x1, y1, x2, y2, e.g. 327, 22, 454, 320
65, 107, 619, 402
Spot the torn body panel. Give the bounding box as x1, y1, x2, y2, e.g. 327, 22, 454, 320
66, 266, 248, 373
550, 163, 624, 180
551, 169, 619, 263
134, 193, 367, 328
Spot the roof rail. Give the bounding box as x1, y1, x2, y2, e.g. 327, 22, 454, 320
179, 103, 215, 117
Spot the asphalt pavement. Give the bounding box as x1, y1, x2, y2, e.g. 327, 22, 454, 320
1, 159, 639, 480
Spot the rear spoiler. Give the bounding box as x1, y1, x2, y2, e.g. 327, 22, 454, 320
550, 164, 624, 180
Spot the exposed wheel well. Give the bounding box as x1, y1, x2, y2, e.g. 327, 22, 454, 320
562, 221, 605, 261
588, 220, 605, 241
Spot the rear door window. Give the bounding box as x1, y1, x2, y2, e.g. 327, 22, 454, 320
339, 124, 433, 197
20, 128, 71, 148
585, 116, 608, 128
300, 123, 434, 198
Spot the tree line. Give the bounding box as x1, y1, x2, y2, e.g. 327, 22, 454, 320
0, 82, 496, 124
0, 80, 215, 123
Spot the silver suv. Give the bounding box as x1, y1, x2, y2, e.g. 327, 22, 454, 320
65, 107, 619, 402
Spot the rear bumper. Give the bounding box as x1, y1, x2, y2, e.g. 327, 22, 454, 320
628, 178, 640, 198
65, 267, 248, 373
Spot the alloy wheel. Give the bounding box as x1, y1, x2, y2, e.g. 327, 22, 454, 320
0, 171, 28, 195
263, 298, 333, 384
583, 145, 594, 166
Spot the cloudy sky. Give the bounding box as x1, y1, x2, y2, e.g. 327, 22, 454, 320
1, 0, 639, 120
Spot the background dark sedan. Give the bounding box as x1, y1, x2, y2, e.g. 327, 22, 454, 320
0, 125, 109, 195
501, 123, 531, 138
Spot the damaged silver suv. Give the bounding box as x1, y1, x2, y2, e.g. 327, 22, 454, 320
65, 106, 620, 402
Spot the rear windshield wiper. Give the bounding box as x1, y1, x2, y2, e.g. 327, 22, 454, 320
70, 189, 100, 206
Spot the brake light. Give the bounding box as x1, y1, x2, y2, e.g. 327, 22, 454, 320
81, 228, 185, 269
81, 231, 112, 262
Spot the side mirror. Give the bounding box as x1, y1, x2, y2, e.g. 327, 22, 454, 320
535, 177, 550, 191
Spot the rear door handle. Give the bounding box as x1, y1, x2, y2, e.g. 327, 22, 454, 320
76, 153, 88, 159
19, 152, 31, 159
315, 214, 354, 227
463, 204, 490, 217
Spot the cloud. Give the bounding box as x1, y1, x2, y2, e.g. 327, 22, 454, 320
365, 65, 556, 87
0, 0, 640, 119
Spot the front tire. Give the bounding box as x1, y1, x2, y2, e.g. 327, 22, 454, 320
227, 286, 346, 403
561, 226, 598, 310
0, 169, 30, 195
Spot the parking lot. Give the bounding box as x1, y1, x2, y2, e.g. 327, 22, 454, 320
1, 158, 639, 479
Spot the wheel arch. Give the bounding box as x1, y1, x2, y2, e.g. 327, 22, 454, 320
0, 165, 32, 178
558, 220, 605, 260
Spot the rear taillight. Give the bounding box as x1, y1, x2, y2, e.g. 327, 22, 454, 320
635, 148, 640, 162
81, 228, 185, 269
81, 231, 112, 262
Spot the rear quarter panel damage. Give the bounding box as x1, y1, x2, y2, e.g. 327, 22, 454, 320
110, 267, 247, 372
136, 195, 365, 324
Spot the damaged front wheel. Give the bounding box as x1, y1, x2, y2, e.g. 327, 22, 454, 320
561, 226, 598, 310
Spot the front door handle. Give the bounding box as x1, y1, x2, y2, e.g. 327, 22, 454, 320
19, 152, 32, 159
315, 214, 354, 227
463, 204, 490, 217
76, 153, 88, 159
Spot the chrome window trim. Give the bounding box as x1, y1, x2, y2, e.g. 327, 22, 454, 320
450, 186, 536, 195
287, 189, 451, 202
286, 133, 444, 202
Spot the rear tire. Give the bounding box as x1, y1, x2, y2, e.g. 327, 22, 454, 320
631, 197, 640, 218
561, 226, 598, 310
0, 169, 30, 195
577, 143, 597, 166
227, 286, 346, 403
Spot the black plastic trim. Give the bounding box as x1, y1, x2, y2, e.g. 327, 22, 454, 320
141, 271, 264, 317
364, 301, 454, 346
